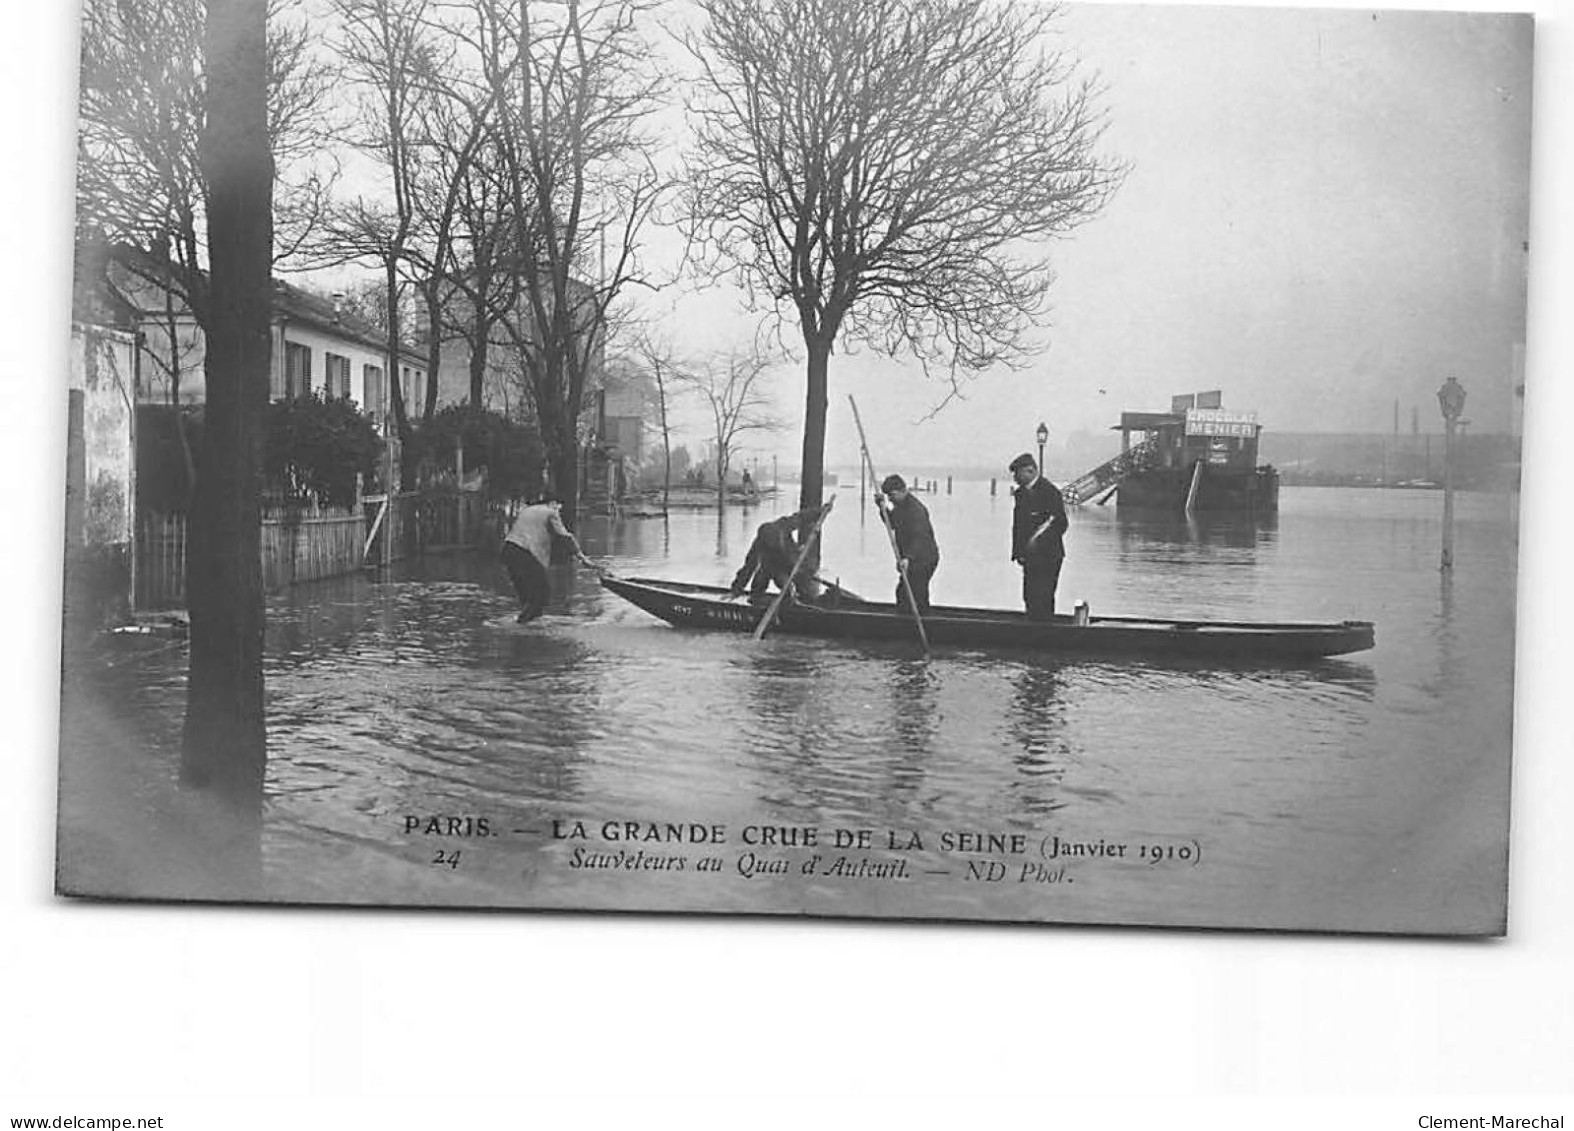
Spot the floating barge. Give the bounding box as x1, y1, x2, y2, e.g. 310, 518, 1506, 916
1064, 391, 1280, 515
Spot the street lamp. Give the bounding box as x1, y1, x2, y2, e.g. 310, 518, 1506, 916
1036, 421, 1048, 472
1437, 378, 1467, 571
1437, 377, 1467, 424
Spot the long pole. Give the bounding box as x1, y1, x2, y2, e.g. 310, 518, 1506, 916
847, 396, 929, 654
752, 497, 835, 640
859, 453, 866, 523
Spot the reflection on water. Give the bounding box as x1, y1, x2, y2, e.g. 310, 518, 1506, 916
80, 485, 1516, 932
1100, 506, 1280, 553
1004, 663, 1070, 818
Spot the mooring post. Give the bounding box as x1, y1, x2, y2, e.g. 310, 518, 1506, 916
1437, 378, 1467, 571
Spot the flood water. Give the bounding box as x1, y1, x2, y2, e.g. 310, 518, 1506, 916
77, 484, 1520, 934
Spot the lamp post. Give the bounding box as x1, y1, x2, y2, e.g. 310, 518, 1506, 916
1437, 377, 1467, 571
1036, 421, 1048, 473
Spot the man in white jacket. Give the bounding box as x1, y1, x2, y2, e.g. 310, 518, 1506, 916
501, 496, 594, 623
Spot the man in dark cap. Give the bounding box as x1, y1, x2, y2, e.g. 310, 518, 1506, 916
1008, 453, 1068, 620
730, 505, 828, 600
878, 474, 939, 614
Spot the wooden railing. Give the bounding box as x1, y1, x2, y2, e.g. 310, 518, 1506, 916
135, 512, 187, 609
134, 489, 492, 610
261, 505, 366, 591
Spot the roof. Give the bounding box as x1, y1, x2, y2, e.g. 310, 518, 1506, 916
1114, 411, 1184, 431
270, 278, 412, 358
76, 241, 427, 364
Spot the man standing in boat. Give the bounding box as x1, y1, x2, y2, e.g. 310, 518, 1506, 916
1009, 453, 1069, 620
878, 474, 939, 614
501, 496, 596, 623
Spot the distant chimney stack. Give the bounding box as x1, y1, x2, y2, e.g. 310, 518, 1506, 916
331, 291, 345, 323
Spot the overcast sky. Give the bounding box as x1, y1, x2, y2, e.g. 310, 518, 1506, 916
638, 3, 1534, 472
31, 0, 1541, 475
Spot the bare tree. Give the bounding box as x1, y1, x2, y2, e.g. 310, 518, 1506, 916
684, 0, 1124, 510
399, 21, 523, 423
446, 158, 523, 409
180, 0, 273, 845
678, 346, 783, 510
319, 0, 451, 451
77, 0, 207, 310
478, 0, 670, 525
76, 0, 336, 507
76, 0, 339, 314
425, 0, 533, 413
629, 330, 690, 514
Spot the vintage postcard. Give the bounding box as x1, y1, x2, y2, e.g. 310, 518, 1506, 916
56, 0, 1532, 936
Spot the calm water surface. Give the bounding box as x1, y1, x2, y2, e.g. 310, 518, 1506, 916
105, 485, 1520, 933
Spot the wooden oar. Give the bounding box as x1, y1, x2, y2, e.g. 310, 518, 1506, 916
847, 395, 930, 654
752, 496, 836, 641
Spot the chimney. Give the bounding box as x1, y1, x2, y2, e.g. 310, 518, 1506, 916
331, 291, 345, 323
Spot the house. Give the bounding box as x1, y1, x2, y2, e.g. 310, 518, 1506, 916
78, 243, 438, 424
434, 276, 607, 419
269, 280, 435, 424
598, 381, 645, 464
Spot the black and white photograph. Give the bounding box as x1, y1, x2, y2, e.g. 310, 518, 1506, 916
8, 0, 1574, 1120
53, 0, 1531, 934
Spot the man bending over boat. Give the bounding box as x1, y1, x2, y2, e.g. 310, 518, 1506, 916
1009, 453, 1068, 620
501, 495, 595, 623
877, 474, 939, 614
729, 506, 827, 602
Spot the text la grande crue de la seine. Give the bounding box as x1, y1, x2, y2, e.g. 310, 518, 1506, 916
548, 818, 1124, 859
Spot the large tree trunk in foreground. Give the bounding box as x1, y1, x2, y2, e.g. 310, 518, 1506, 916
797, 336, 831, 513
795, 335, 832, 576
180, 0, 273, 827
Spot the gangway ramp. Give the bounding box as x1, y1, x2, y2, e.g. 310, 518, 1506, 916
1061, 437, 1159, 506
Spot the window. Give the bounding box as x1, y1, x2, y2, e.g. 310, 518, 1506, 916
363, 364, 384, 417
325, 352, 351, 399
399, 367, 427, 412
284, 342, 312, 400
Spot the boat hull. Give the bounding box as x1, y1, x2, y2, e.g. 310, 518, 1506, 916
1116, 464, 1280, 514
599, 576, 1373, 662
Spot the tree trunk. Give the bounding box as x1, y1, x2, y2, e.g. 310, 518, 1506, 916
385, 262, 406, 432
175, 408, 198, 509
549, 432, 580, 529
468, 318, 489, 407
659, 381, 671, 515
180, 0, 272, 839
467, 258, 494, 407
536, 389, 580, 527
798, 335, 830, 511
424, 278, 443, 423
797, 334, 832, 576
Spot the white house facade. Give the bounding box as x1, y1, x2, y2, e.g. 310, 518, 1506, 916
87, 247, 437, 424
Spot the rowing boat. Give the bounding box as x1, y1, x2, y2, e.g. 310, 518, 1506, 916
598, 575, 1375, 662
